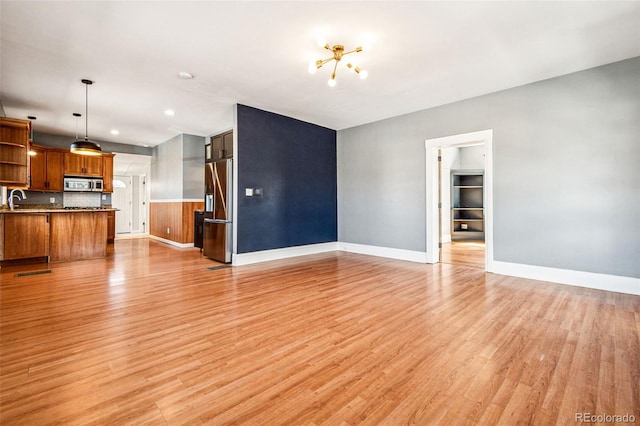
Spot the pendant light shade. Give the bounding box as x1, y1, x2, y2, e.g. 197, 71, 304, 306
70, 79, 102, 156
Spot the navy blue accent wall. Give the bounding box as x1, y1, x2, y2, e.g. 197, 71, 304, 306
236, 104, 337, 253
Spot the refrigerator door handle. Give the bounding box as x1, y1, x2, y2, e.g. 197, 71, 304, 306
204, 218, 232, 224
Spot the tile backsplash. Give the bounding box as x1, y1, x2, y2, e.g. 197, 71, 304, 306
63, 192, 101, 208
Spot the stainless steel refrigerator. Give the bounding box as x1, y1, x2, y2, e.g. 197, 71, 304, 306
203, 159, 232, 263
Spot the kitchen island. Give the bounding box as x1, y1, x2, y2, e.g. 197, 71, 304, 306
0, 207, 116, 264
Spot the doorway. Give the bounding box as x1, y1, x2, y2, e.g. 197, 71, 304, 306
425, 130, 494, 271
112, 153, 151, 237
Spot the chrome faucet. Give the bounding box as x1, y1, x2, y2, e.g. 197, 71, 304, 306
9, 189, 26, 210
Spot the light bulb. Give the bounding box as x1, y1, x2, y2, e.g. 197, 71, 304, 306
328, 78, 336, 87
308, 61, 317, 74
359, 70, 368, 79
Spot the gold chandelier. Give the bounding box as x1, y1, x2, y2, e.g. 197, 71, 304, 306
308, 43, 368, 87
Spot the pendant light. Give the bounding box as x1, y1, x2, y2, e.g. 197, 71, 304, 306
70, 79, 102, 156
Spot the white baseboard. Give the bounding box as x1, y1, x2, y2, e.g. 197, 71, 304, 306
115, 232, 149, 240
148, 234, 195, 249
228, 241, 640, 296
442, 234, 452, 244
338, 242, 428, 263
492, 261, 640, 296
233, 242, 339, 266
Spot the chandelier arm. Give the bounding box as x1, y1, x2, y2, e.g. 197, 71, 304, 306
331, 60, 339, 76
342, 48, 362, 56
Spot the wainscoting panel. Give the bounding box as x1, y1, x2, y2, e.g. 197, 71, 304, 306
149, 200, 204, 244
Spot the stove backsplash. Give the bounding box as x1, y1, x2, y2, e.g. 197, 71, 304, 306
63, 192, 101, 208
13, 191, 112, 208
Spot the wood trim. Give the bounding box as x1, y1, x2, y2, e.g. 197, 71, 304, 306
149, 201, 204, 244
0, 214, 4, 261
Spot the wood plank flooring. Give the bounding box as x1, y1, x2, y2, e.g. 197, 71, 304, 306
441, 241, 485, 268
1, 239, 638, 425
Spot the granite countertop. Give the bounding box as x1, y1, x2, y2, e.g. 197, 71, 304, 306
1, 205, 118, 213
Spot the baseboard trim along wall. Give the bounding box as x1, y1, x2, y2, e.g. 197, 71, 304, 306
492, 261, 640, 296
233, 242, 339, 266
338, 242, 429, 263
148, 234, 195, 249
231, 241, 639, 296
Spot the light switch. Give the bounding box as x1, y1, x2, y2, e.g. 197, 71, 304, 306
245, 188, 254, 197
254, 188, 263, 196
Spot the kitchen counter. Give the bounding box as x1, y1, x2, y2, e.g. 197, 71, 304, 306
0, 207, 117, 213
1, 207, 116, 264
0, 204, 119, 214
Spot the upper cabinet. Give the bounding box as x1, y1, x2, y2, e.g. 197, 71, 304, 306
30, 146, 114, 192
0, 117, 31, 187
207, 130, 233, 162
102, 153, 115, 193
29, 145, 65, 191
64, 152, 103, 176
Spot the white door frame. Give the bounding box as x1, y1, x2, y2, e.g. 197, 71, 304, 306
425, 129, 494, 271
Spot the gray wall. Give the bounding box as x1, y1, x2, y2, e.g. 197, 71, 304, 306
33, 132, 153, 156
182, 134, 205, 199
151, 133, 204, 200
151, 134, 182, 199
338, 57, 640, 278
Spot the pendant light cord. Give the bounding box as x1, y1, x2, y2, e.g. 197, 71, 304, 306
85, 82, 89, 140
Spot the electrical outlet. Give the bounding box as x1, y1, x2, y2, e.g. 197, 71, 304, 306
50, 197, 56, 204
102, 194, 107, 200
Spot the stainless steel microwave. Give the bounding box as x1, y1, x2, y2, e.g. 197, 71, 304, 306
64, 177, 104, 192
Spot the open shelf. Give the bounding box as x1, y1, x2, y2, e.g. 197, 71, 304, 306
451, 169, 484, 241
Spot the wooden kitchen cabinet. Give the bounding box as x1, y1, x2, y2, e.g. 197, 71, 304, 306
107, 210, 115, 243
208, 130, 233, 161
102, 153, 115, 193
0, 117, 31, 187
64, 152, 103, 176
50, 212, 107, 262
1, 213, 50, 261
29, 145, 65, 191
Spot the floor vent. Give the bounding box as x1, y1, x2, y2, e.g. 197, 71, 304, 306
15, 270, 52, 278
207, 265, 231, 271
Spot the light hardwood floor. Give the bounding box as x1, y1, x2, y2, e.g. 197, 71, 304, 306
441, 241, 485, 269
1, 239, 638, 424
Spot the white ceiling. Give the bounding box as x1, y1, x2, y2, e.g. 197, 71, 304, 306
112, 152, 151, 176
1, 1, 638, 148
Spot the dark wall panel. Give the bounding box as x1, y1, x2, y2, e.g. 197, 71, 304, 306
237, 104, 337, 253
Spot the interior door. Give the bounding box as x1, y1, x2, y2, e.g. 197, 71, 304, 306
112, 175, 132, 234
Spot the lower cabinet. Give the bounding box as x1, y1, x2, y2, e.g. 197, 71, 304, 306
107, 210, 115, 243
50, 212, 108, 262
1, 213, 50, 260
1, 211, 110, 263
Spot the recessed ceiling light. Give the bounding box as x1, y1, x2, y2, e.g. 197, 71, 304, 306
110, 129, 119, 135
178, 71, 194, 79
165, 109, 176, 116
